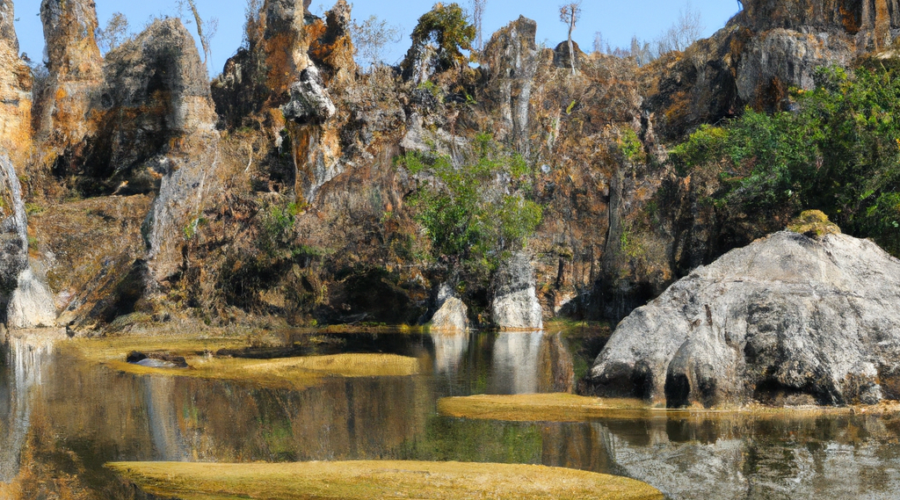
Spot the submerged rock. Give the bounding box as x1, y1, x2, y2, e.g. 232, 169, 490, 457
492, 253, 544, 330
126, 351, 189, 369
590, 231, 900, 407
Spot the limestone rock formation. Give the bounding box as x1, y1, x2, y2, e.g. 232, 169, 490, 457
85, 18, 217, 194
590, 231, 900, 407
492, 253, 544, 330
213, 0, 354, 203
103, 20, 222, 283
480, 16, 540, 150
646, 0, 900, 140
431, 297, 468, 332
282, 66, 336, 125
0, 0, 32, 170
7, 268, 58, 328
0, 155, 56, 328
37, 0, 103, 166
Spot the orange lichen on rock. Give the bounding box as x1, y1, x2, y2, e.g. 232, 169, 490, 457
0, 0, 33, 169
36, 0, 104, 168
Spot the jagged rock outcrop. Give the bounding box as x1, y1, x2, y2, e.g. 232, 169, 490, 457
590, 231, 900, 407
98, 20, 223, 283
0, 0, 32, 170
36, 0, 103, 166
492, 253, 544, 330
78, 18, 218, 194
281, 66, 336, 125
0, 155, 56, 328
480, 16, 540, 151
213, 0, 354, 203
646, 0, 900, 140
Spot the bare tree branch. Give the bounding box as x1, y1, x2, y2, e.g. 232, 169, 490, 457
559, 1, 582, 75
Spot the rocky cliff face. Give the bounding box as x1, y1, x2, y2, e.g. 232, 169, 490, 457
36, 0, 103, 170
81, 19, 218, 195
0, 0, 31, 171
99, 19, 221, 284
3, 0, 897, 338
647, 0, 900, 140
590, 231, 900, 407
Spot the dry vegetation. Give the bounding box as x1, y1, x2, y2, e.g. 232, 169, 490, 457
438, 393, 900, 422
107, 460, 664, 500
70, 334, 421, 389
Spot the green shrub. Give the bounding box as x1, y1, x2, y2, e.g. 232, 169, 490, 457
669, 64, 900, 256
395, 133, 543, 273
402, 3, 475, 75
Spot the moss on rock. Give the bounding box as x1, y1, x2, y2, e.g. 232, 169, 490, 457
788, 210, 841, 239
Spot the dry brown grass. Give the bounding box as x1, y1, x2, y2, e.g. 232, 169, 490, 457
438, 393, 900, 422
107, 460, 664, 500
70, 335, 420, 390
439, 393, 649, 422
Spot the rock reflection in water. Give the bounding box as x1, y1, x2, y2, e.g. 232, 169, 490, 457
430, 331, 469, 377
7, 332, 900, 500
0, 336, 53, 483
143, 376, 189, 461
490, 331, 544, 394
490, 331, 573, 394
602, 415, 900, 500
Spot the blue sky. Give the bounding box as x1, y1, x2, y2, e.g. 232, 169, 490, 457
13, 0, 740, 75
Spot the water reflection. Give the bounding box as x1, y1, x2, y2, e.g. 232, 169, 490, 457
0, 335, 54, 483
143, 376, 189, 461
4, 331, 900, 499
490, 331, 544, 394
430, 331, 469, 377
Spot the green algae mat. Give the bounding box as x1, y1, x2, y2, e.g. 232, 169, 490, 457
107, 460, 664, 500
438, 393, 650, 422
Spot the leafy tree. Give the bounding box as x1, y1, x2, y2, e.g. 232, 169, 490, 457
670, 63, 900, 256
395, 133, 543, 273
95, 12, 130, 54
402, 3, 475, 82
351, 15, 402, 71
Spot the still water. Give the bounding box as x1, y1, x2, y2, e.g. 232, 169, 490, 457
2, 330, 900, 499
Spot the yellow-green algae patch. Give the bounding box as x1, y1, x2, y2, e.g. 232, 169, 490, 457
439, 393, 649, 422
107, 460, 664, 500
70, 335, 420, 390
438, 393, 900, 422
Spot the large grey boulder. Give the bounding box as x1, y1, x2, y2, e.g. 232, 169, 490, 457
590, 231, 900, 407
492, 253, 543, 330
